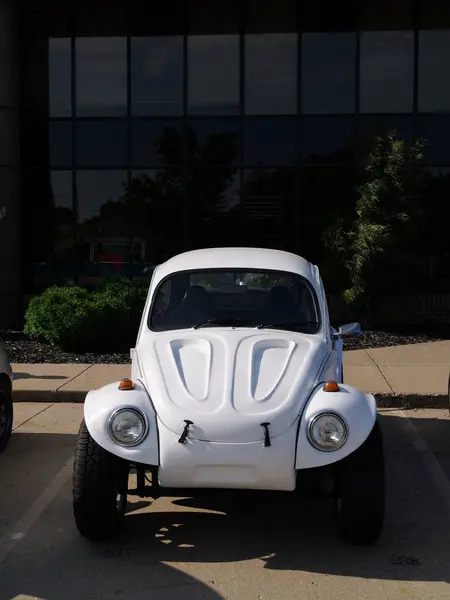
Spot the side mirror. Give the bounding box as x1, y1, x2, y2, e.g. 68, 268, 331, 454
338, 322, 362, 337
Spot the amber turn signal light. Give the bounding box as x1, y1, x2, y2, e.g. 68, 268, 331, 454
323, 381, 340, 392
118, 378, 135, 391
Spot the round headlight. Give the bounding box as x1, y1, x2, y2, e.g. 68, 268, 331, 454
308, 412, 348, 452
109, 408, 147, 447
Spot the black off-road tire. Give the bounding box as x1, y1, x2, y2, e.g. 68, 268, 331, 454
73, 420, 130, 541
0, 379, 13, 454
335, 419, 385, 546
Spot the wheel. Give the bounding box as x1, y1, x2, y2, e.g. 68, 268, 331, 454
73, 420, 129, 541
334, 420, 384, 546
0, 379, 13, 454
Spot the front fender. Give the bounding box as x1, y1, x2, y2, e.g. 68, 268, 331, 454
295, 383, 377, 470
84, 380, 159, 466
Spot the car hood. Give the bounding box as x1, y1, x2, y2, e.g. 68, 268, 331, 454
136, 329, 330, 443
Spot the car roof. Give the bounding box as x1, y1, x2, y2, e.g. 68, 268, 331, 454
153, 247, 319, 285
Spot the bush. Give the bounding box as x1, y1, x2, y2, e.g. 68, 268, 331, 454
24, 278, 148, 353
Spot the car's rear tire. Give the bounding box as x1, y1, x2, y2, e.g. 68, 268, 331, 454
0, 379, 13, 454
73, 420, 129, 541
334, 419, 384, 546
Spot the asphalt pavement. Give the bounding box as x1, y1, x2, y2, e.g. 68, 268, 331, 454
0, 403, 450, 599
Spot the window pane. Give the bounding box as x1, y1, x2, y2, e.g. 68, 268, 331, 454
360, 0, 413, 29
245, 0, 296, 33
245, 34, 297, 115
34, 171, 75, 290
418, 116, 450, 164
360, 31, 414, 113
243, 168, 297, 250
76, 37, 127, 117
245, 118, 297, 166
419, 1, 450, 29
188, 168, 242, 248
302, 33, 356, 114
76, 121, 127, 168
419, 31, 450, 113
49, 38, 71, 117
188, 35, 240, 115
131, 119, 183, 167
188, 0, 240, 34
188, 118, 240, 166
128, 170, 186, 266
301, 0, 358, 31
49, 121, 72, 168
300, 117, 355, 164
300, 167, 356, 272
131, 37, 184, 116
358, 116, 414, 144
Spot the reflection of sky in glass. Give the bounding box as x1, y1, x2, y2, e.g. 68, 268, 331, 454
77, 170, 127, 221
245, 34, 297, 115
49, 38, 71, 117
360, 32, 413, 113
51, 171, 72, 210
419, 31, 450, 113
131, 37, 183, 116
188, 35, 239, 114
302, 33, 356, 114
77, 121, 127, 167
76, 38, 127, 117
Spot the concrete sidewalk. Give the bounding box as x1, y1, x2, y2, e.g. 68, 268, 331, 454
10, 340, 450, 408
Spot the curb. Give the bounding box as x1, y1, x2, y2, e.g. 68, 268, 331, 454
12, 389, 448, 410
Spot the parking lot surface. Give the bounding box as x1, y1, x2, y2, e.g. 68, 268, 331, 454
0, 403, 450, 600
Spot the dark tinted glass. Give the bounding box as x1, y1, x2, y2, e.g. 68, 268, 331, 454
243, 168, 297, 250
131, 119, 183, 168
188, 35, 240, 115
128, 170, 186, 265
418, 116, 450, 164
188, 119, 240, 166
49, 121, 72, 168
360, 31, 414, 113
244, 118, 297, 166
188, 168, 242, 248
360, 0, 413, 29
358, 115, 414, 143
131, 37, 184, 116
76, 121, 127, 168
33, 170, 76, 290
245, 0, 296, 33
49, 38, 72, 117
77, 170, 128, 225
300, 117, 356, 164
149, 267, 320, 333
302, 33, 356, 114
245, 34, 297, 115
75, 37, 127, 117
419, 31, 450, 113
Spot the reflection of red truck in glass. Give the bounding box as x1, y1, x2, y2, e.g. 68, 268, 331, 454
34, 238, 155, 290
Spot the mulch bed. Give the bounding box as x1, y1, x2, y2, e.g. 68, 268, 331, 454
1, 326, 448, 364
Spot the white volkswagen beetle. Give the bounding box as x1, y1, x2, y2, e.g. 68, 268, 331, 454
73, 248, 384, 545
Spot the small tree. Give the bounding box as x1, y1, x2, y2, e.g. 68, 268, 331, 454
323, 130, 426, 323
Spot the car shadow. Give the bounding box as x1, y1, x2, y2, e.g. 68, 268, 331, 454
13, 371, 68, 380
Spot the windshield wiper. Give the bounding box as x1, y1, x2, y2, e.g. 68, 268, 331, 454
193, 317, 254, 329
257, 320, 318, 330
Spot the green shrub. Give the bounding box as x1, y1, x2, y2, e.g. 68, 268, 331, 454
24, 278, 148, 353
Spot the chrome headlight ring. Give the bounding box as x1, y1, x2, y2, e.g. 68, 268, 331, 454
108, 406, 149, 447
307, 412, 348, 452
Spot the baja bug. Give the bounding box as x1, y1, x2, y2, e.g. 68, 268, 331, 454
73, 248, 384, 545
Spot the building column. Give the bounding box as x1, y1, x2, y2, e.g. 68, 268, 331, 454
0, 0, 21, 329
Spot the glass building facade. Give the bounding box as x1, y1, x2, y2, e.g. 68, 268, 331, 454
1, 0, 450, 326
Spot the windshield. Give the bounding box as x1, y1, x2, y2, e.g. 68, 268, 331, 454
148, 269, 321, 334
